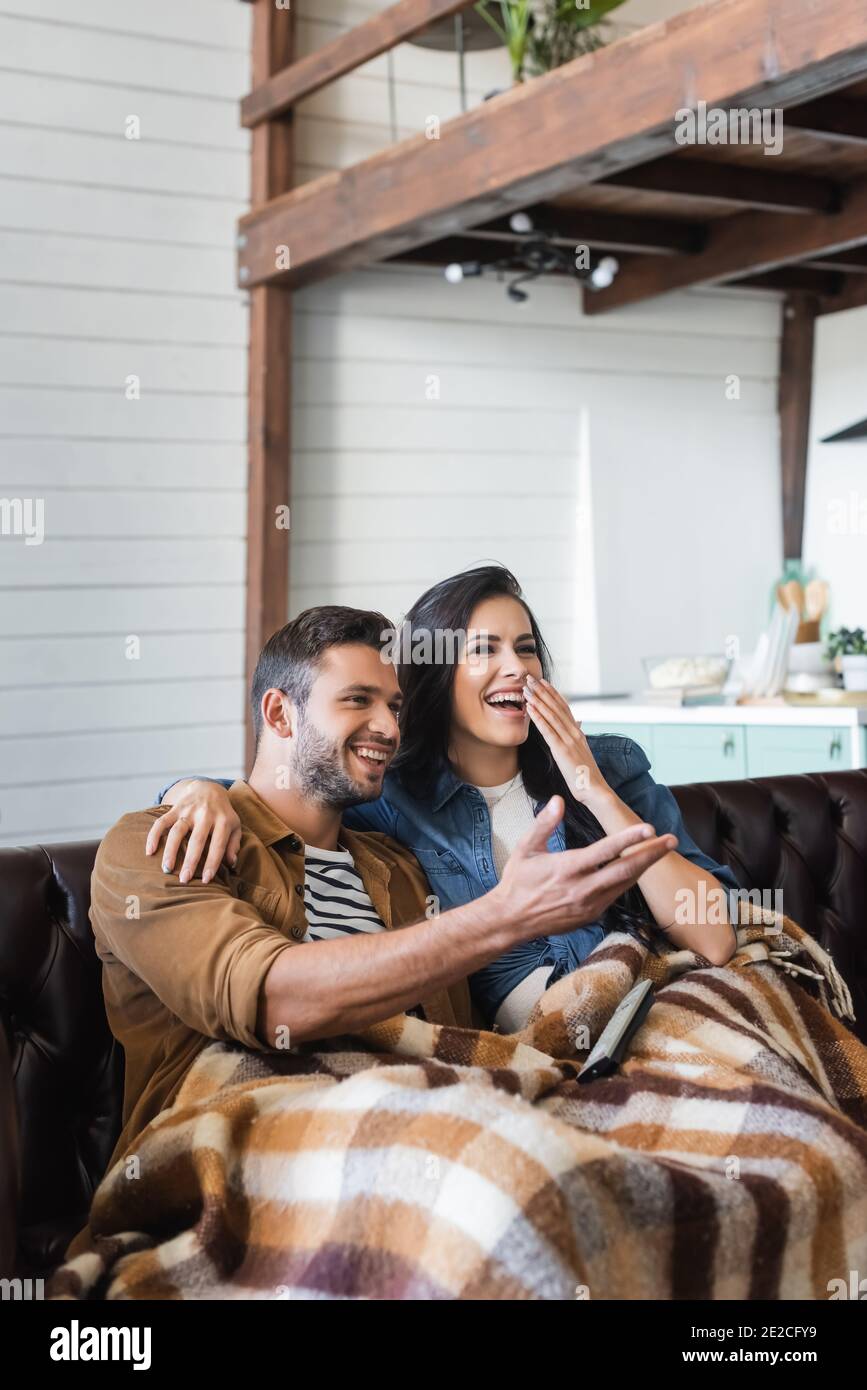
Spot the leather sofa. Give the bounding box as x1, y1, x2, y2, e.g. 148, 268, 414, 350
1, 768, 866, 1282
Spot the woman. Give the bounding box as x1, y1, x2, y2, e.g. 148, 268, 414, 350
151, 565, 740, 1031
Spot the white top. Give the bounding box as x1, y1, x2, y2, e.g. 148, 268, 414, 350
476, 772, 537, 878
301, 842, 386, 942
475, 772, 555, 1033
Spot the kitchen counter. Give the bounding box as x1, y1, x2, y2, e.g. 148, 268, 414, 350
569, 698, 867, 727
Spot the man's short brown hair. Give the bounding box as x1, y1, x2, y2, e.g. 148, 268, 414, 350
250, 605, 392, 744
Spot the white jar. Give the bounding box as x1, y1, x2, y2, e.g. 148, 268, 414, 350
841, 654, 867, 690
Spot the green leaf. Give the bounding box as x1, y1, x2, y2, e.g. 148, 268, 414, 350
569, 0, 629, 32
474, 1, 508, 44
476, 1, 533, 80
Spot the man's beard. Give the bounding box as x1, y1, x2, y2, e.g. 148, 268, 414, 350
292, 712, 383, 810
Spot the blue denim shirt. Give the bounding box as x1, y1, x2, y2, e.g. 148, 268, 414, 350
158, 735, 740, 1027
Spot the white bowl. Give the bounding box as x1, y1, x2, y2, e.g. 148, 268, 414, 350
788, 641, 832, 674
785, 672, 830, 694
643, 653, 730, 691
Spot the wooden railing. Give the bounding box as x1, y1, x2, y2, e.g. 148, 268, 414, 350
241, 0, 478, 127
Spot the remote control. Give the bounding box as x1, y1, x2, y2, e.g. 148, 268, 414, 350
576, 978, 654, 1083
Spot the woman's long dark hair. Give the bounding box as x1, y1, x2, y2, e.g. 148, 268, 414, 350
391, 564, 669, 953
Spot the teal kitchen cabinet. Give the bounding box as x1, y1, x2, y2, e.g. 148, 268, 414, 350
745, 725, 848, 777
650, 724, 747, 784
573, 704, 865, 785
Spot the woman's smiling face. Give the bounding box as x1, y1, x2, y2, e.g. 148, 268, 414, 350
451, 595, 544, 751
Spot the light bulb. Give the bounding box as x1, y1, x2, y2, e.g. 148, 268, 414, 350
589, 256, 619, 290
509, 212, 534, 234
445, 262, 464, 284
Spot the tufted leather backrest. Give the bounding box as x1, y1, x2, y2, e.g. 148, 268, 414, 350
670, 769, 867, 1042
0, 843, 123, 1277
0, 767, 865, 1277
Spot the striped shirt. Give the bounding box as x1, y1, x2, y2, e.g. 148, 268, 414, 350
301, 842, 386, 941
302, 842, 426, 1019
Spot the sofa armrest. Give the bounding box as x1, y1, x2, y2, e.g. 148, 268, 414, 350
0, 1021, 19, 1278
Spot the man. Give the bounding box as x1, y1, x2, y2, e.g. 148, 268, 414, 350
67, 607, 674, 1258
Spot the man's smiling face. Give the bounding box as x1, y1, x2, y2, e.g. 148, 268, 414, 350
290, 643, 402, 809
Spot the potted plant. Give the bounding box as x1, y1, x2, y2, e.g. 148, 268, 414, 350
826, 627, 867, 690
475, 0, 534, 83
475, 0, 628, 85
527, 0, 629, 75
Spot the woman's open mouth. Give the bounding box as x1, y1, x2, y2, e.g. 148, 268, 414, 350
484, 691, 528, 719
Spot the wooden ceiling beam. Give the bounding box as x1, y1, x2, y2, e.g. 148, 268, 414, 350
392, 237, 514, 266
785, 95, 867, 144
801, 247, 867, 272
241, 0, 477, 127
817, 275, 867, 314
735, 267, 845, 296
585, 176, 867, 313
466, 206, 702, 255
602, 156, 838, 214
391, 236, 571, 271
237, 0, 867, 292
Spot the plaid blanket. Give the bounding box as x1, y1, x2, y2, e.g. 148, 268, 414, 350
49, 907, 867, 1301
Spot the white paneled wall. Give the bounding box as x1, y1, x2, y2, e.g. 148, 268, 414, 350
0, 0, 779, 845
290, 263, 782, 694
0, 0, 251, 845
802, 304, 867, 629
288, 0, 782, 697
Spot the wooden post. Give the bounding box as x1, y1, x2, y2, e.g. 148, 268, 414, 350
778, 294, 817, 564
244, 0, 294, 771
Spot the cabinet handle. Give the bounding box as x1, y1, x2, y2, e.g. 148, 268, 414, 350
723, 734, 735, 757
829, 734, 843, 759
